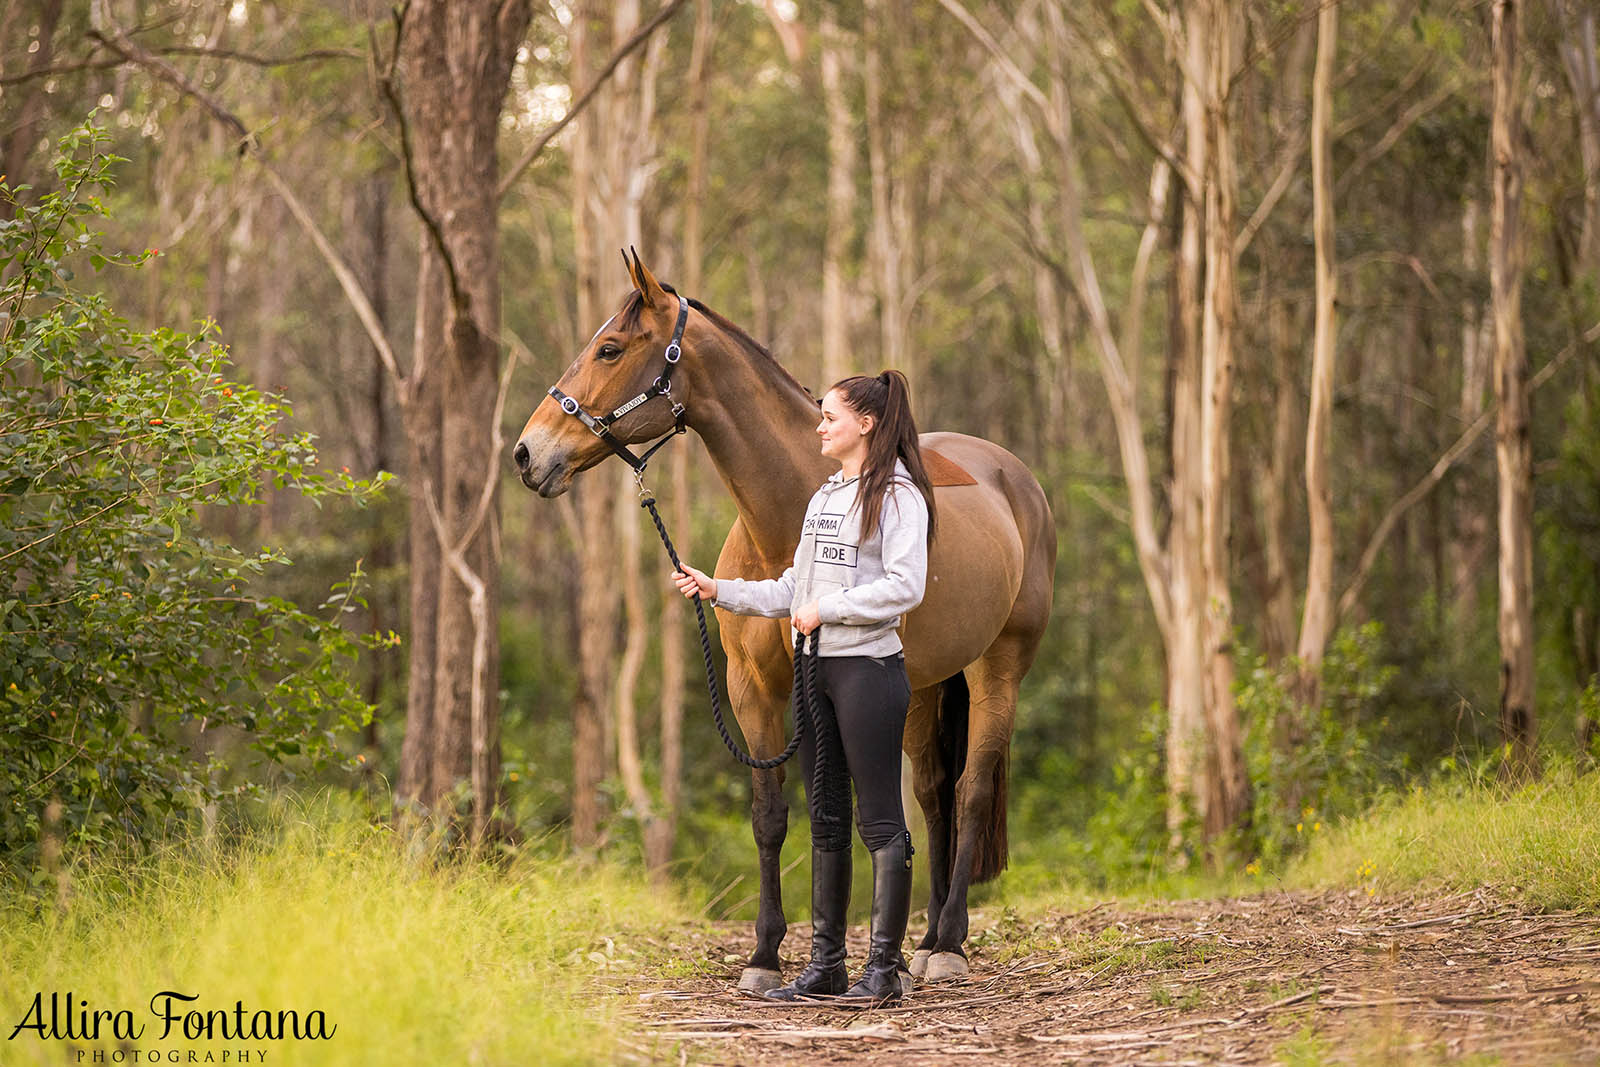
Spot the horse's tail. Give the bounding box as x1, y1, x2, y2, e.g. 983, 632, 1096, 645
936, 671, 1009, 884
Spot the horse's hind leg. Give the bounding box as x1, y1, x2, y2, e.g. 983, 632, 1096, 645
923, 635, 1027, 982
902, 685, 950, 978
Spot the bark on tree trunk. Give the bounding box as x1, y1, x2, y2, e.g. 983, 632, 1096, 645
864, 0, 911, 381
1295, 0, 1339, 707
1558, 0, 1600, 274
1185, 0, 1250, 846
1165, 2, 1211, 848
647, 0, 716, 875
397, 249, 444, 811
1491, 0, 1536, 773
821, 8, 856, 386
392, 0, 530, 836
1452, 195, 1493, 636
568, 0, 619, 848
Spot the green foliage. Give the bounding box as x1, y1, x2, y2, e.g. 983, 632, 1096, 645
1239, 624, 1399, 864
1287, 760, 1600, 912
0, 791, 691, 1065
1010, 705, 1172, 889
0, 122, 389, 868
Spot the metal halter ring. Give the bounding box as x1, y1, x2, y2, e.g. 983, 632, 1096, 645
664, 341, 681, 363
559, 396, 580, 415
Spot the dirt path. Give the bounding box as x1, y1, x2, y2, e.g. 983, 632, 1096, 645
616, 889, 1600, 1064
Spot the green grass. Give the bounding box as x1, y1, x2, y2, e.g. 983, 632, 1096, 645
1286, 764, 1600, 911
0, 792, 692, 1066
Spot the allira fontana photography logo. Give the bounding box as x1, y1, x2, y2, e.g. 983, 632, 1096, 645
9, 991, 336, 1062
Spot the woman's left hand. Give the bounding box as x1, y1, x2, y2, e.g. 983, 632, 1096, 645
793, 601, 822, 635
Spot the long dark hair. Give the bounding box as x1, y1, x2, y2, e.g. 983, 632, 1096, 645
831, 370, 936, 545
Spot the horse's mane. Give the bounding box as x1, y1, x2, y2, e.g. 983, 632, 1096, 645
616, 286, 819, 405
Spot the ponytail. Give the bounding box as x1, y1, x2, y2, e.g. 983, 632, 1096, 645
830, 369, 937, 545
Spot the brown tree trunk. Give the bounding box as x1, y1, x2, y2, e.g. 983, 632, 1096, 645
392, 0, 531, 836
568, 0, 620, 847
646, 0, 716, 874
397, 249, 445, 812
1261, 293, 1300, 664
1194, 0, 1248, 844
355, 169, 395, 767
1491, 0, 1536, 772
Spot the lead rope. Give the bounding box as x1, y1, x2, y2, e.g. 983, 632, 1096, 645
638, 485, 811, 770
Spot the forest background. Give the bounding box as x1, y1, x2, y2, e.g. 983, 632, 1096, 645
3, 0, 1599, 905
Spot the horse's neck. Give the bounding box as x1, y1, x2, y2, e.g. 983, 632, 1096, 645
686, 328, 830, 566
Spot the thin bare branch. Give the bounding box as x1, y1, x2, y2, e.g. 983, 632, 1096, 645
84, 28, 251, 145
1335, 327, 1594, 624
1237, 124, 1308, 257
1335, 76, 1458, 201
87, 20, 405, 395
0, 43, 360, 87
497, 0, 689, 200
935, 0, 1046, 110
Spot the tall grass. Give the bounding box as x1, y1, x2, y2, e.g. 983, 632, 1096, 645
0, 792, 690, 1065
1287, 764, 1600, 910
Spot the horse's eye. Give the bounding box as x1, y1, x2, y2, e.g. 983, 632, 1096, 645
596, 343, 622, 362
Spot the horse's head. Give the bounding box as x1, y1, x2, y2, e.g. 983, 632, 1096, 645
513, 251, 692, 497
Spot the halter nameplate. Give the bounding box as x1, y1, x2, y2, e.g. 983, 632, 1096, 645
611, 392, 652, 420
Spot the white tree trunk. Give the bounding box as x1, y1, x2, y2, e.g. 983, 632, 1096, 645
1491, 0, 1536, 770
1295, 0, 1340, 705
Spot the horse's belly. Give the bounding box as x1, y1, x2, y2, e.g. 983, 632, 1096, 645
901, 488, 1024, 687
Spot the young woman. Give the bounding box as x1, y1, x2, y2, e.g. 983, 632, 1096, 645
672, 370, 936, 1005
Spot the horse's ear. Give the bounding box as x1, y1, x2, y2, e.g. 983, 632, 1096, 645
629, 246, 667, 309
621, 248, 642, 294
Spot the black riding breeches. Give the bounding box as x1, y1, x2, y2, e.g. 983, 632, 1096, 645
799, 652, 912, 853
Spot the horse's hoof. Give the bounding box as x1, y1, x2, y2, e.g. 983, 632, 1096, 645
923, 952, 969, 982
908, 949, 932, 978
736, 967, 783, 993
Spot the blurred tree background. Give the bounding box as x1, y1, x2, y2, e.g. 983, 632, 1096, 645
2, 0, 1597, 889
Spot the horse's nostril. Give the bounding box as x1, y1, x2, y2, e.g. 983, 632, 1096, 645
512, 442, 529, 470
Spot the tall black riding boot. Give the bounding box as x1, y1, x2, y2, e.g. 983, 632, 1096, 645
763, 847, 851, 1000
839, 830, 914, 1006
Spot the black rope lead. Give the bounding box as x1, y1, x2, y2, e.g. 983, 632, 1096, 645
640, 489, 808, 770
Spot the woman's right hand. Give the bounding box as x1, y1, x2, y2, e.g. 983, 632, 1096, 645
671, 564, 716, 602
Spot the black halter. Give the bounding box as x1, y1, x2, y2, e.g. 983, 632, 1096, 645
546, 291, 810, 771
546, 295, 690, 474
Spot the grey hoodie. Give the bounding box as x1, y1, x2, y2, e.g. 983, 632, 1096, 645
713, 458, 929, 657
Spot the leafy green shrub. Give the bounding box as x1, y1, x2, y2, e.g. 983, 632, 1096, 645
1239, 622, 1398, 864
0, 121, 388, 870
1009, 705, 1172, 889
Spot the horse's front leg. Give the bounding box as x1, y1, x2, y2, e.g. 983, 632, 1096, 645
740, 762, 788, 991
725, 625, 797, 994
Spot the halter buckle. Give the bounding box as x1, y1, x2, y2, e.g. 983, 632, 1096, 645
559, 395, 579, 416
664, 341, 681, 364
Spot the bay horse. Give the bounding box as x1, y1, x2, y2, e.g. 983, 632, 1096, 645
513, 253, 1055, 990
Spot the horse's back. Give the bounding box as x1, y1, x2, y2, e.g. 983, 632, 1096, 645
905, 433, 1055, 686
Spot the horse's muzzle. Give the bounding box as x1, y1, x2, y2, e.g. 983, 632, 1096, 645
511, 433, 573, 497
